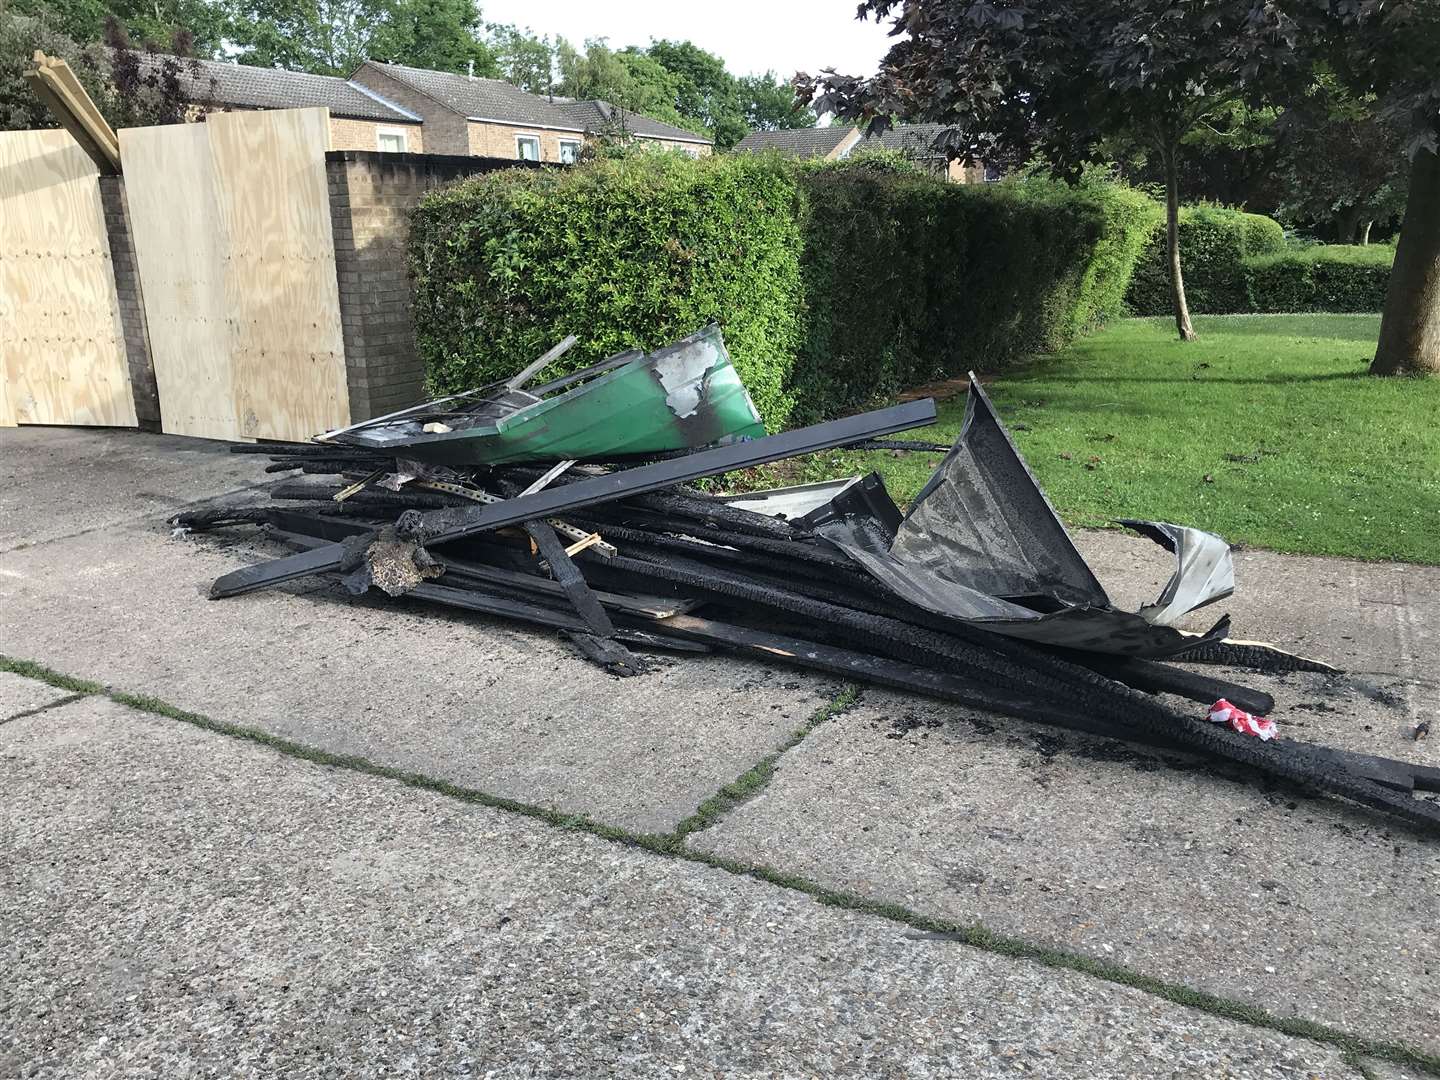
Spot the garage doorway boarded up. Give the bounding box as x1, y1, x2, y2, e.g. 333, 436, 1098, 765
0, 128, 137, 428
119, 107, 349, 442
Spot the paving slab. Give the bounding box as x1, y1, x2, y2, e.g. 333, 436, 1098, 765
0, 427, 835, 833
690, 684, 1440, 1058
0, 696, 1364, 1079
1075, 530, 1440, 725
0, 672, 74, 720
0, 524, 832, 834
0, 427, 267, 552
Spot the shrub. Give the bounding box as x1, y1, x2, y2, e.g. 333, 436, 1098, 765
1126, 205, 1286, 315
1244, 244, 1393, 313
411, 159, 1159, 429
410, 153, 805, 427
790, 173, 1160, 421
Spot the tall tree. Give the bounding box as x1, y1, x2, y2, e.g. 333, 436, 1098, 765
369, 0, 496, 74
9, 0, 227, 53
0, 8, 109, 129
738, 71, 814, 131
645, 38, 746, 148
1273, 77, 1408, 245
797, 1, 1310, 342
489, 23, 553, 94
1301, 3, 1440, 376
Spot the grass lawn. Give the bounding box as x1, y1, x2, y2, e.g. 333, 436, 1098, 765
751, 314, 1440, 565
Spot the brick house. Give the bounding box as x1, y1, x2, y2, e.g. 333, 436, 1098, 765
141, 54, 425, 152
734, 123, 999, 183
146, 54, 713, 161
348, 61, 713, 161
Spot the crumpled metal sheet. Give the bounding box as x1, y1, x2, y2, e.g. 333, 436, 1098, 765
1118, 519, 1235, 627
809, 379, 1231, 657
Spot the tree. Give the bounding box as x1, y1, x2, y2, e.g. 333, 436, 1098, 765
10, 0, 227, 55
1, 8, 110, 130
645, 38, 747, 148
737, 71, 813, 131
797, 1, 1310, 342
1299, 3, 1440, 376
1273, 77, 1408, 245
489, 23, 553, 93
369, 0, 496, 74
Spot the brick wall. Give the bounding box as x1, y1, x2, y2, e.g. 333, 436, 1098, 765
98, 176, 160, 428
329, 116, 423, 153
349, 65, 470, 156
327, 150, 543, 420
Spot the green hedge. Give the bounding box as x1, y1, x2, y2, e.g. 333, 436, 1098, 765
791, 172, 1159, 421
411, 155, 1159, 429
410, 153, 805, 426
1126, 205, 1285, 315
1243, 244, 1393, 313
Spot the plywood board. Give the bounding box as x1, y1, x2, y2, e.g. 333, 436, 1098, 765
119, 108, 348, 443
207, 108, 348, 441
119, 122, 236, 440
0, 128, 137, 427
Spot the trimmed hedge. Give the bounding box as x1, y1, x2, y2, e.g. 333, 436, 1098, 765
1243, 244, 1393, 313
1126, 205, 1285, 315
411, 155, 1159, 429
791, 172, 1159, 421
410, 153, 805, 426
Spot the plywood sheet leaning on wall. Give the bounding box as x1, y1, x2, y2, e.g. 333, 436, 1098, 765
119, 108, 350, 442
0, 128, 137, 427
119, 122, 235, 439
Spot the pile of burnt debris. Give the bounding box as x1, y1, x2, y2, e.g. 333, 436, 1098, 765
174, 324, 1440, 832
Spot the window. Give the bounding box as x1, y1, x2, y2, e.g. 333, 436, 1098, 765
983, 162, 1003, 183
515, 134, 541, 161
680, 146, 701, 159
558, 139, 581, 164
376, 128, 407, 153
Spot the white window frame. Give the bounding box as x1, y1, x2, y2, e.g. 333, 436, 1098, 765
515, 134, 541, 161
375, 127, 408, 153
557, 138, 582, 164
983, 163, 1003, 183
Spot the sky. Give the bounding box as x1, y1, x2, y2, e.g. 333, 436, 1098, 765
478, 0, 896, 82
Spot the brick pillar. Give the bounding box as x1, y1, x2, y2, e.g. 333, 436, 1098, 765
99, 176, 161, 429
327, 150, 541, 422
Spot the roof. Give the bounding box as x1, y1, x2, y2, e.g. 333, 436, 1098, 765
733, 126, 858, 158
859, 123, 949, 159
137, 54, 420, 123
363, 62, 710, 144
550, 100, 712, 145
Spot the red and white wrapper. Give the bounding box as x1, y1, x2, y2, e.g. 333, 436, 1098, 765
1208, 699, 1276, 740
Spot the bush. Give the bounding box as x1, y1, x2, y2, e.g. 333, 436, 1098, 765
411, 159, 1160, 428
790, 173, 1160, 421
1244, 244, 1393, 313
1126, 205, 1286, 315
410, 153, 805, 427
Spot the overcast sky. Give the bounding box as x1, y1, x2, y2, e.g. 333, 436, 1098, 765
479, 0, 896, 81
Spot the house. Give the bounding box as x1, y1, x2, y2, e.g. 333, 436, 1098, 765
348, 62, 712, 161
734, 123, 999, 183
138, 54, 425, 152
141, 54, 713, 160
728, 125, 861, 161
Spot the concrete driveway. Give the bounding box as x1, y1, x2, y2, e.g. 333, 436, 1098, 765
2, 425, 1437, 1079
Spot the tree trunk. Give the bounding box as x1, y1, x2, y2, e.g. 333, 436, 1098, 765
1359, 220, 1373, 246
1372, 147, 1440, 376
1162, 144, 1197, 341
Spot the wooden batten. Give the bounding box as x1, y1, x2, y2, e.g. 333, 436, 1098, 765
23, 52, 121, 175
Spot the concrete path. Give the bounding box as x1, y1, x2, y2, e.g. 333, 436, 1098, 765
2, 425, 1437, 1078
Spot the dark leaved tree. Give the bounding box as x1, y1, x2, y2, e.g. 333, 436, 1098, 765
797, 1, 1311, 341
1301, 3, 1440, 376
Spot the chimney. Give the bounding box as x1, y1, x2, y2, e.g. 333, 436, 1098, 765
467, 60, 474, 79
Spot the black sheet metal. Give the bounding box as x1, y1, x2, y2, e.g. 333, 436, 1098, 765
809, 379, 1230, 657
